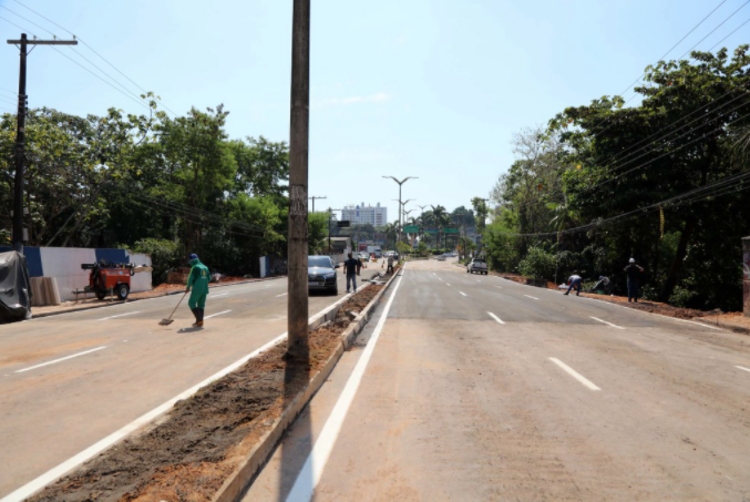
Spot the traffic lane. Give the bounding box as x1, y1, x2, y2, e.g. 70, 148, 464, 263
0, 275, 358, 497
388, 267, 588, 324
455, 269, 724, 334
312, 313, 750, 500
0, 274, 352, 373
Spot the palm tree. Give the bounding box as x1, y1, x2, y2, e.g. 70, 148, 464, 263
431, 205, 450, 248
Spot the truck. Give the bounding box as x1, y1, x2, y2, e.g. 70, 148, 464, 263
367, 246, 382, 258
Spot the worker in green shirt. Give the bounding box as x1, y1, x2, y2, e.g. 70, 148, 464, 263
186, 253, 210, 327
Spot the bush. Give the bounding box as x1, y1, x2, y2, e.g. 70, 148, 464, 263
518, 246, 556, 280
133, 238, 184, 286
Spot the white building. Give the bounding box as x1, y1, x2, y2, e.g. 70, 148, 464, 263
341, 202, 387, 226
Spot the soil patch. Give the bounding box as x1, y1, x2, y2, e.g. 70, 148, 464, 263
29, 281, 387, 502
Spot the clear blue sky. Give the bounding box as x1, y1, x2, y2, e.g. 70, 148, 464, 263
1, 0, 747, 224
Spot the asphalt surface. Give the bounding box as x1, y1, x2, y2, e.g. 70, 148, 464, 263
247, 258, 750, 501
0, 268, 377, 500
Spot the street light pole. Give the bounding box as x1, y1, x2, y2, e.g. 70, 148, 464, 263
308, 195, 327, 213
383, 176, 418, 245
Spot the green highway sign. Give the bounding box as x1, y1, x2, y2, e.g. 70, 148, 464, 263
403, 225, 419, 233
443, 227, 459, 234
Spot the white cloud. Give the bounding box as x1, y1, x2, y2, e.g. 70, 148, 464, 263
314, 92, 391, 108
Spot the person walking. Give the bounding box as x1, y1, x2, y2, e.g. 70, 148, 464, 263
186, 253, 210, 327
563, 273, 583, 296
343, 252, 359, 294
624, 258, 644, 302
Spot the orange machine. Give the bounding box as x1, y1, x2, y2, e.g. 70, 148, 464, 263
81, 261, 135, 300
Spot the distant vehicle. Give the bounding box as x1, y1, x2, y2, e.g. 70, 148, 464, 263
367, 246, 382, 258
358, 252, 369, 263
467, 258, 488, 274
308, 255, 339, 295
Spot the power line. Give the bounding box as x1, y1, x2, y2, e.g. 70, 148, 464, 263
709, 15, 750, 51
10, 0, 177, 116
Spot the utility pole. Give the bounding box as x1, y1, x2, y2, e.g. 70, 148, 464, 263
383, 176, 418, 245
287, 0, 310, 359
308, 195, 326, 213
7, 34, 77, 252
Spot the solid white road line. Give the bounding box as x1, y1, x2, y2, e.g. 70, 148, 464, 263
590, 316, 625, 330
487, 312, 505, 325
204, 310, 231, 319
285, 272, 405, 502
15, 347, 107, 374
98, 311, 141, 321
549, 357, 601, 391
276, 293, 288, 297
0, 335, 289, 502
524, 295, 539, 300
736, 365, 750, 373
459, 291, 467, 297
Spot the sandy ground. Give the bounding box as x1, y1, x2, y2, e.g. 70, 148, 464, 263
26, 277, 389, 501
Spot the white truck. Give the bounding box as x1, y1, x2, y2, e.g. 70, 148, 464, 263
367, 246, 382, 258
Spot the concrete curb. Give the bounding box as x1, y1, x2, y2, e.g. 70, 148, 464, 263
28, 276, 285, 319
212, 267, 401, 502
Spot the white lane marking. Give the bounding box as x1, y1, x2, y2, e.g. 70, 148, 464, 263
459, 291, 467, 297
15, 347, 107, 374
736, 365, 750, 373
1, 334, 289, 502
98, 311, 140, 321
476, 280, 481, 282
487, 312, 505, 325
275, 292, 288, 297
436, 276, 441, 281
590, 316, 625, 330
445, 283, 451, 287
549, 357, 601, 391
286, 272, 405, 501
524, 295, 539, 300
213, 293, 228, 297
494, 286, 503, 289
204, 310, 231, 319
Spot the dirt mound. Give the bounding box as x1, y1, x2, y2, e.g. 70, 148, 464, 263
29, 283, 387, 502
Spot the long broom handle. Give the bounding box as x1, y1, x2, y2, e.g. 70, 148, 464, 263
167, 291, 188, 320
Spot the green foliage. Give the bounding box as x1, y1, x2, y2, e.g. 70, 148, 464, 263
518, 246, 556, 280
132, 238, 184, 285
308, 212, 329, 254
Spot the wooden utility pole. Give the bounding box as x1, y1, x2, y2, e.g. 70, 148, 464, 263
7, 34, 77, 252
287, 0, 311, 359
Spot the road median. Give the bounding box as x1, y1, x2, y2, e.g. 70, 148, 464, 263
24, 268, 400, 502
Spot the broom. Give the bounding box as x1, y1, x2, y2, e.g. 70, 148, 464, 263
159, 291, 187, 326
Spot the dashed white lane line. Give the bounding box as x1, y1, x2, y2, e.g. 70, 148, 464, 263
549, 357, 601, 391
204, 310, 231, 319
213, 293, 229, 297
445, 283, 451, 287
736, 365, 750, 373
276, 293, 288, 297
494, 286, 503, 289
524, 295, 539, 300
98, 311, 141, 321
285, 270, 405, 501
15, 346, 107, 374
459, 291, 468, 297
487, 312, 505, 325
590, 316, 625, 330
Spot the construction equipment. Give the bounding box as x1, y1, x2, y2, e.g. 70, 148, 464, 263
159, 291, 187, 326
80, 260, 136, 301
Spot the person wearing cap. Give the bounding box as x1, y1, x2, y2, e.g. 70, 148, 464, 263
624, 258, 644, 303
186, 253, 210, 327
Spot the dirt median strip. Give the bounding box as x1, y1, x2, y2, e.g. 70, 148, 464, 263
26, 269, 399, 502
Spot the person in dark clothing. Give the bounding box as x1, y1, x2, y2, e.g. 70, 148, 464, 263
343, 252, 359, 293
624, 258, 644, 302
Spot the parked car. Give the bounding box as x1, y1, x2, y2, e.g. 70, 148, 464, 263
467, 258, 488, 274
308, 255, 339, 294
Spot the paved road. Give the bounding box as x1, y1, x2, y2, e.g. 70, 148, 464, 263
0, 268, 377, 500
248, 258, 750, 501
